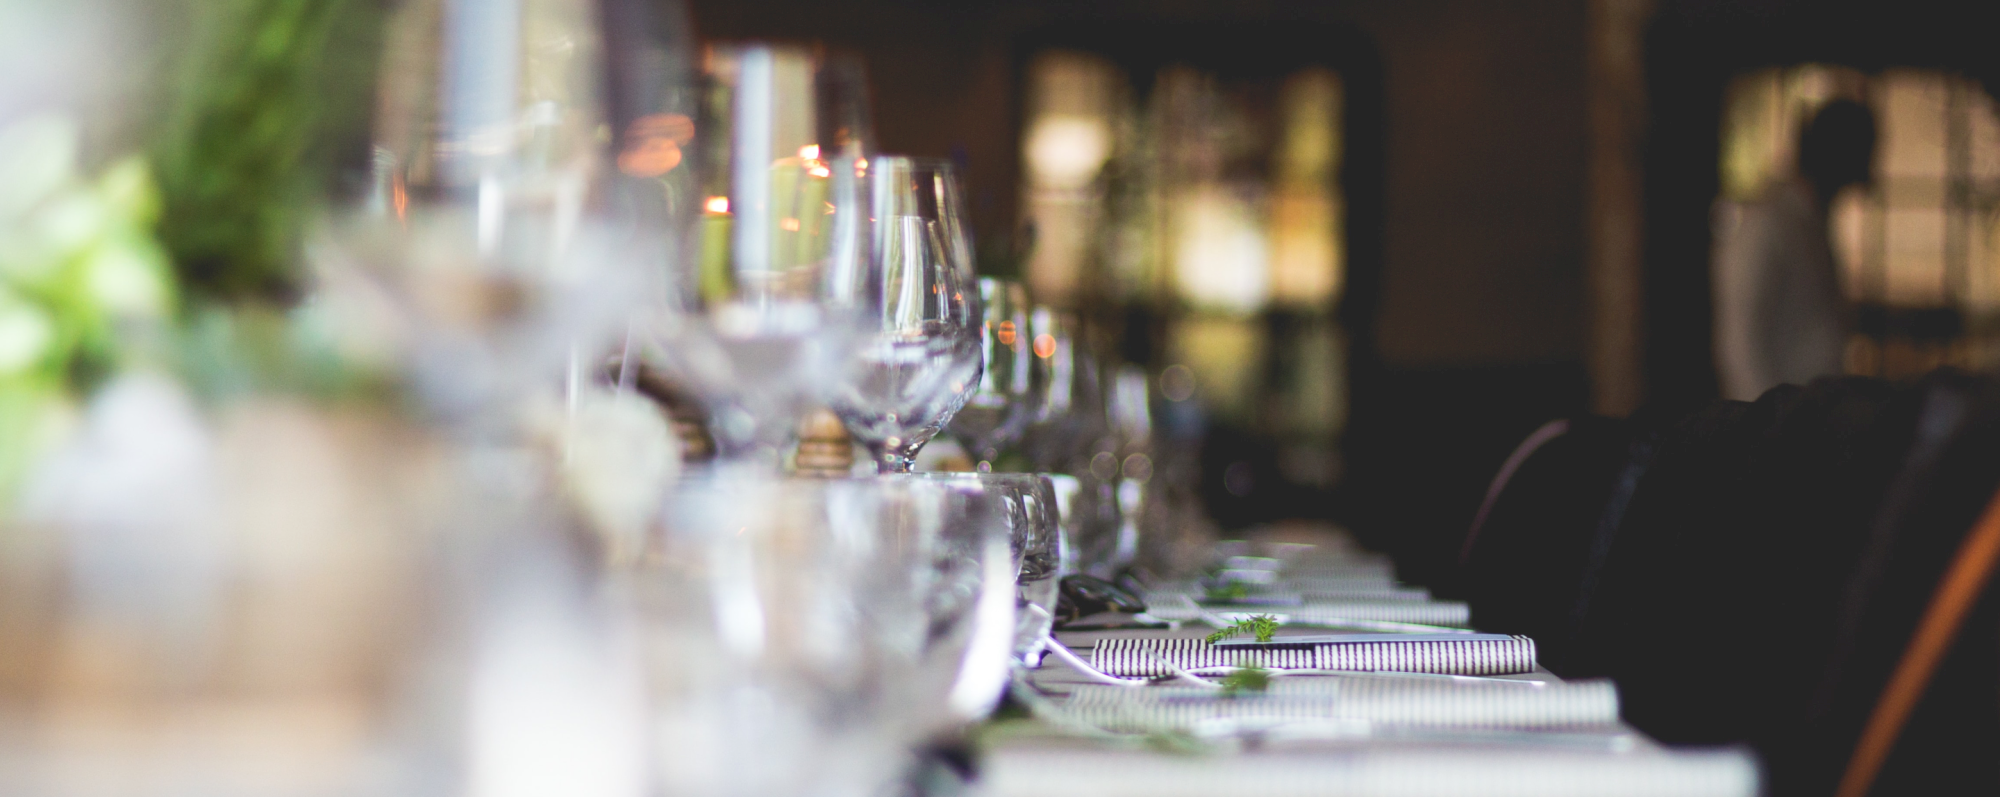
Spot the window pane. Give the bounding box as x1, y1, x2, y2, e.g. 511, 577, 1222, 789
1883, 205, 1947, 305
1878, 70, 1949, 180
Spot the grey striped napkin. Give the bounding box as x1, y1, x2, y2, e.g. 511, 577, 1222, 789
1060, 677, 1618, 732
1091, 635, 1537, 676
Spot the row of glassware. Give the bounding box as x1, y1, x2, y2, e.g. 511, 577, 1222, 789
0, 2, 1164, 794
338, 4, 1139, 792
341, 0, 1156, 491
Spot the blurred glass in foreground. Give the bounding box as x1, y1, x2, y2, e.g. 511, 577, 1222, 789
641, 44, 877, 468
623, 475, 1015, 797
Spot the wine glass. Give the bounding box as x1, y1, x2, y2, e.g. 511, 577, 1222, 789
1014, 309, 1128, 576
1095, 363, 1155, 573
642, 43, 877, 467
947, 278, 1035, 470
625, 474, 1015, 796
1020, 308, 1106, 472
318, 0, 646, 430
828, 156, 984, 474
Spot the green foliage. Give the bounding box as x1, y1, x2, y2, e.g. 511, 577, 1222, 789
1204, 613, 1281, 645
0, 114, 179, 506
1203, 581, 1250, 602
170, 304, 391, 405
1218, 665, 1271, 698
152, 0, 381, 303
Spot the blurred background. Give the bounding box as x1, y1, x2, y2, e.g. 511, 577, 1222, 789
680, 0, 2000, 588
17, 0, 2000, 593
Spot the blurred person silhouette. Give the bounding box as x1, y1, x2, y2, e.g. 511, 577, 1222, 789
1712, 99, 1877, 400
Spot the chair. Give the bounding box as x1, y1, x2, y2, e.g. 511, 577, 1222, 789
1457, 415, 1631, 671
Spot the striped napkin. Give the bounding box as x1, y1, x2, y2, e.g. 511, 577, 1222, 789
1060, 677, 1619, 732
1091, 634, 1537, 676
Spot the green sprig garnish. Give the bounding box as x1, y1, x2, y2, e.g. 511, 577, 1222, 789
1204, 614, 1281, 645
1218, 664, 1271, 698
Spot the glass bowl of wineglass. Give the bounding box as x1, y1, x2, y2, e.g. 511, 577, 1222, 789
828, 156, 984, 474
641, 43, 878, 468
948, 278, 1035, 471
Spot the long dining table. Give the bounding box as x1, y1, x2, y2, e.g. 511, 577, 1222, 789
969, 529, 1762, 797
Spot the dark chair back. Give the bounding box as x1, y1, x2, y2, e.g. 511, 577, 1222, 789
1458, 415, 1631, 671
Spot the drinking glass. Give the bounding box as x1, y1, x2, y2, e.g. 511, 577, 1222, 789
829, 157, 984, 473
900, 478, 1024, 730
1020, 308, 1107, 472
914, 472, 1067, 665
947, 278, 1035, 470
1013, 310, 1128, 577
1095, 363, 1156, 572
326, 0, 641, 425
622, 474, 1017, 794
629, 475, 929, 797
643, 44, 877, 466
999, 473, 1067, 664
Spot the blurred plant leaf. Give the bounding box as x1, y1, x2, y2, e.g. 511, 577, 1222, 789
1218, 663, 1270, 698
151, 0, 381, 304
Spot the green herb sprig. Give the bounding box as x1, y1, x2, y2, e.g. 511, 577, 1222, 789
1205, 614, 1281, 645
1218, 664, 1271, 698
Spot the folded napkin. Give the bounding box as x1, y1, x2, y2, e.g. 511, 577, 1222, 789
1060, 677, 1618, 732
1284, 572, 1405, 588
1299, 585, 1433, 601
981, 746, 1758, 797
1146, 583, 1431, 602
1144, 595, 1472, 627
1091, 634, 1537, 677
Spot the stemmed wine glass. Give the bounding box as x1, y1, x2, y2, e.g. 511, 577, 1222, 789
1020, 307, 1074, 470
828, 157, 984, 473
643, 43, 877, 467
947, 278, 1035, 470
1020, 308, 1109, 472
325, 0, 641, 425
1015, 308, 1125, 575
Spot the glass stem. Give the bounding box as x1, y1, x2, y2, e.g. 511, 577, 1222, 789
874, 444, 916, 474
